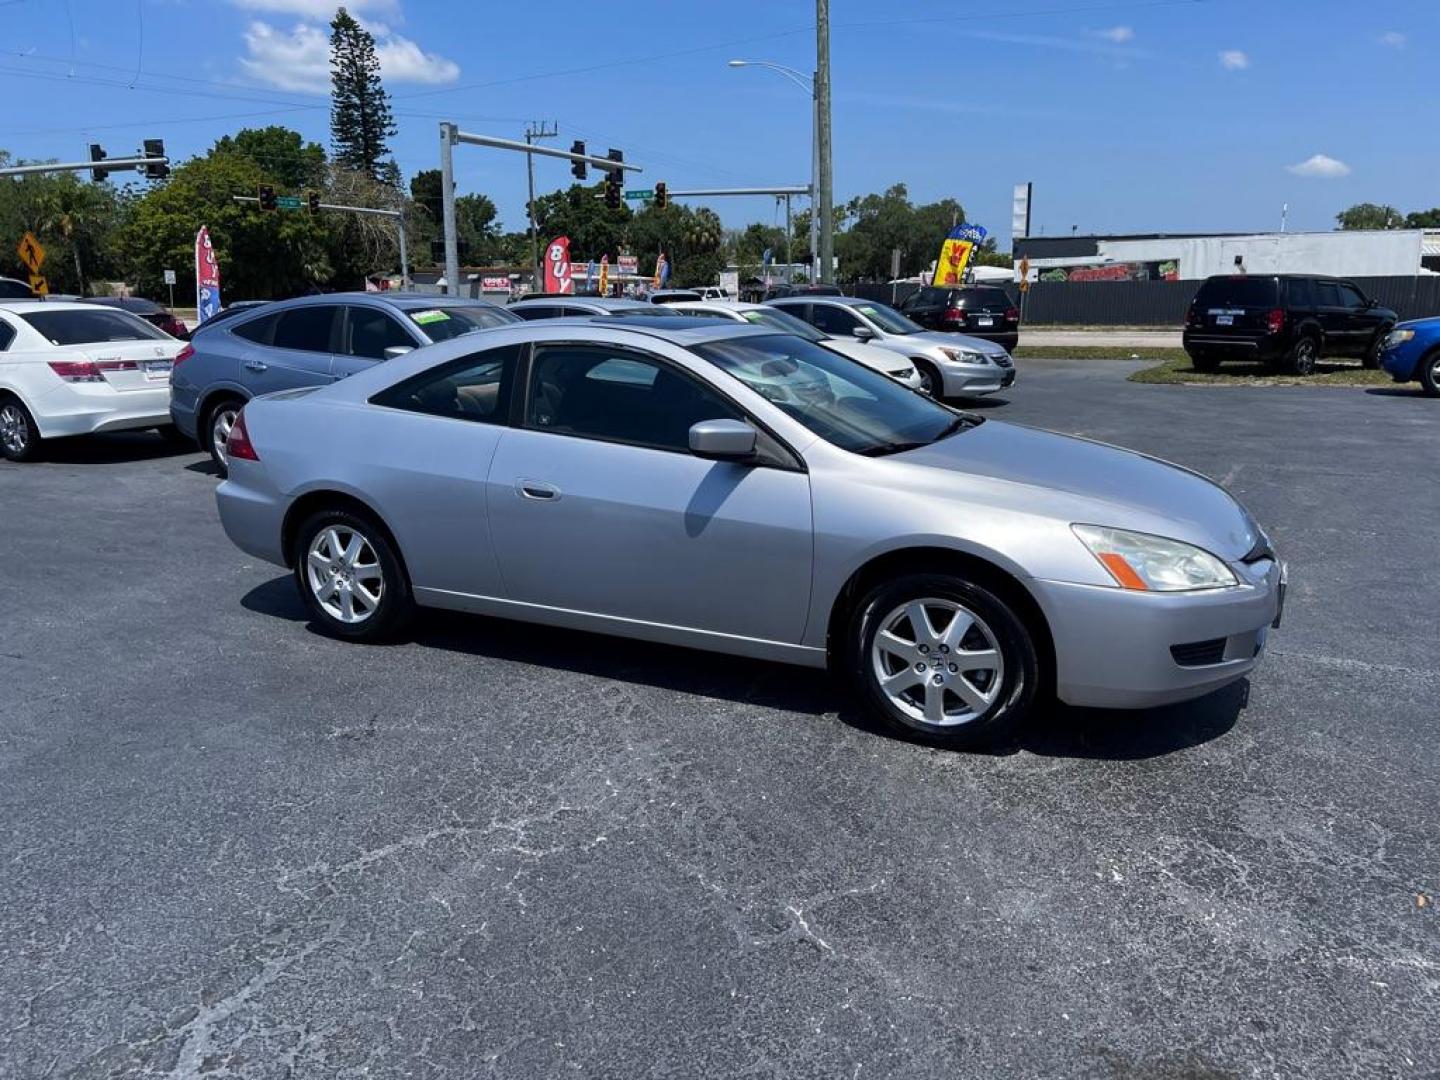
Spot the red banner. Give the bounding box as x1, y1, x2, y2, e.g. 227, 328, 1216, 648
543, 236, 573, 294
194, 226, 221, 323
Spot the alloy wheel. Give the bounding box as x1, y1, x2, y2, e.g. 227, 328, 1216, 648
870, 597, 1005, 727
1293, 340, 1317, 374
305, 525, 385, 624
210, 406, 239, 466
0, 404, 27, 456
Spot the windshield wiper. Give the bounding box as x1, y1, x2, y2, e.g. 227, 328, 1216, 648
857, 414, 981, 457
856, 439, 931, 457
935, 413, 982, 440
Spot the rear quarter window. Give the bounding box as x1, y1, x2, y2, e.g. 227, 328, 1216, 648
1194, 277, 1279, 307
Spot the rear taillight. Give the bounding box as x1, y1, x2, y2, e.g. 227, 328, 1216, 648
166, 318, 190, 339
1005, 307, 1020, 322
47, 359, 138, 382
226, 409, 259, 462
173, 343, 195, 369
943, 308, 966, 322
1185, 305, 1202, 329
1266, 308, 1285, 334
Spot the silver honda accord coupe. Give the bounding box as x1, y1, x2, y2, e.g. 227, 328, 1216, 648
215, 317, 1284, 749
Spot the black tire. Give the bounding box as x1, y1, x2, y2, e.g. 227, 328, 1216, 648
1188, 350, 1220, 373
1362, 326, 1392, 370
913, 359, 943, 398
1419, 349, 1440, 398
291, 507, 414, 642
154, 423, 195, 448
202, 396, 245, 478
848, 572, 1039, 750
1284, 334, 1319, 376
0, 395, 42, 463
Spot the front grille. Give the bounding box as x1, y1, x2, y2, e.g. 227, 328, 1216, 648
1170, 638, 1227, 667
992, 354, 1013, 368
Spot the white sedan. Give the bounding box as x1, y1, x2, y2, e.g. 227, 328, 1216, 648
0, 301, 184, 462
666, 300, 925, 391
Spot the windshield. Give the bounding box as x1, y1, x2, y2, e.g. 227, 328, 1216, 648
854, 303, 924, 335
409, 305, 519, 341
739, 307, 826, 342
21, 309, 168, 345
692, 333, 976, 455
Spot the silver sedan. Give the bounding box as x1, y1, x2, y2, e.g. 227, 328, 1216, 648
215, 319, 1284, 749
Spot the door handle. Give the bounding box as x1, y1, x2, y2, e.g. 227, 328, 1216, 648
517, 479, 561, 501
243, 359, 268, 372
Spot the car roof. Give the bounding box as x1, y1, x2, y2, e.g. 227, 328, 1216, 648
769, 294, 869, 307
0, 300, 94, 314
81, 296, 165, 312
510, 296, 655, 310
538, 315, 779, 347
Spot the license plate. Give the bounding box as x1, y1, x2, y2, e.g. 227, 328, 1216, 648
1215, 315, 1234, 326
144, 361, 172, 381
976, 316, 995, 328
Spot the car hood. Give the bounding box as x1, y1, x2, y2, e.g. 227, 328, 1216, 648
896, 329, 1009, 357
894, 420, 1258, 559
823, 337, 916, 373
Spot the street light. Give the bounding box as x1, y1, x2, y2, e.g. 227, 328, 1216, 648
729, 58, 819, 283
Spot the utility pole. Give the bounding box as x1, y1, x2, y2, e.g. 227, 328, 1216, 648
440, 122, 460, 296
525, 121, 558, 279
816, 0, 834, 284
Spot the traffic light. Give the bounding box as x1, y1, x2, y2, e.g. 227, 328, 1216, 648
603, 148, 623, 210
142, 139, 168, 180
654, 182, 668, 209
257, 184, 278, 212
89, 144, 110, 183
306, 189, 321, 215
570, 140, 587, 180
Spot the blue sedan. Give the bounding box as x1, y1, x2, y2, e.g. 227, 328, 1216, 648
1380, 317, 1440, 396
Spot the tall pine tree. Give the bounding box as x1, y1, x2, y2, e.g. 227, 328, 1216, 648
329, 7, 396, 182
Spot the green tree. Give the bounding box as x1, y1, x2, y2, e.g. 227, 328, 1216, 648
114, 151, 331, 301
0, 152, 125, 294
1335, 203, 1404, 231
212, 127, 326, 191
531, 182, 632, 265
329, 7, 395, 182
1404, 208, 1440, 229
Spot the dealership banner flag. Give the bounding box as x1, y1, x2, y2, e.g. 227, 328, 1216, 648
597, 254, 609, 296
194, 226, 221, 324
934, 223, 987, 286
653, 252, 670, 288
544, 236, 573, 294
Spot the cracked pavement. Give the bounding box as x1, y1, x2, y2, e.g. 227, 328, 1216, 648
0, 359, 1436, 1078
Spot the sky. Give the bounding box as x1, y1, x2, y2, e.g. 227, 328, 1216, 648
0, 0, 1435, 247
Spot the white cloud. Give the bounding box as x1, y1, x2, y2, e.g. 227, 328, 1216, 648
1380, 31, 1407, 48
238, 17, 459, 93
1287, 154, 1351, 179
1095, 26, 1135, 43
1219, 49, 1250, 70
231, 0, 398, 16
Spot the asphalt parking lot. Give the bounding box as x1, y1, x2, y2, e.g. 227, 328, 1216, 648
2, 358, 1436, 1079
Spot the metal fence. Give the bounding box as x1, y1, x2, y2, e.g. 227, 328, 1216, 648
847, 276, 1440, 326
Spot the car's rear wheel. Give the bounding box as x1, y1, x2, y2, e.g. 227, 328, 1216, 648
1363, 326, 1392, 370
204, 397, 244, 477
0, 396, 41, 463
1189, 350, 1220, 373
850, 572, 1039, 750
913, 359, 942, 397
1284, 335, 1319, 376
292, 508, 414, 641
1419, 349, 1440, 398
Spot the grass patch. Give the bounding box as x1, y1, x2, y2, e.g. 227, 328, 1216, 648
1129, 357, 1390, 388
1014, 345, 1189, 362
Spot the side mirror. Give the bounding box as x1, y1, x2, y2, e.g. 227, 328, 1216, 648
1364, 298, 1378, 309
688, 419, 757, 461
383, 345, 415, 360
852, 325, 877, 341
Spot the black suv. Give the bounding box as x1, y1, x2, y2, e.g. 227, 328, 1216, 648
1182, 275, 1396, 375
898, 285, 1020, 350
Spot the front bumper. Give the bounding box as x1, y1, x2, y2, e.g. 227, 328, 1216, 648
1031, 557, 1284, 710
31, 383, 172, 439
1380, 343, 1425, 383
936, 357, 1015, 397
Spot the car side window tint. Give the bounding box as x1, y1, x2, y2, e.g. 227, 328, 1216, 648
810, 304, 861, 335
1287, 278, 1316, 309
346, 306, 416, 360
1315, 282, 1343, 308
370, 342, 520, 423
526, 343, 741, 452
231, 311, 278, 344
0, 319, 15, 351
272, 305, 339, 352
512, 306, 558, 321
1337, 284, 1366, 309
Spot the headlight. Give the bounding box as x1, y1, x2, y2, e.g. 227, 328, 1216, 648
939, 347, 986, 364
1384, 329, 1415, 348
1072, 525, 1238, 592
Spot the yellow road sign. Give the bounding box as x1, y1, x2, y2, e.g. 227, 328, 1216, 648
28, 272, 49, 297
17, 231, 46, 274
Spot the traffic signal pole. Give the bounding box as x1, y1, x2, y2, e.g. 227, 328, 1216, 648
438, 123, 644, 296
0, 155, 168, 178
233, 196, 409, 289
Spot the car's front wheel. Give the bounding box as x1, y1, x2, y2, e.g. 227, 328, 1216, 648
0, 396, 41, 463
913, 359, 942, 397
1419, 349, 1440, 398
1363, 326, 1392, 370
850, 572, 1039, 750
292, 508, 414, 641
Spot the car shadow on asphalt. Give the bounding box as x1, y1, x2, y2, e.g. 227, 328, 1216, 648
29, 431, 203, 466
1364, 386, 1431, 399
950, 396, 1010, 410
241, 574, 1244, 761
